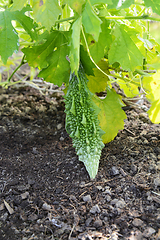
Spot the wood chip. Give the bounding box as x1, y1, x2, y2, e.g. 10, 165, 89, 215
3, 200, 14, 214
152, 196, 160, 204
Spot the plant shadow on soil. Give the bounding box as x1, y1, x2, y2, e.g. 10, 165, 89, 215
0, 85, 160, 240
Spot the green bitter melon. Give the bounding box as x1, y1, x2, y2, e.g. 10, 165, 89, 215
64, 64, 104, 179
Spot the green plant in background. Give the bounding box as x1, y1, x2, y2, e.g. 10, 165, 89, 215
0, 0, 160, 178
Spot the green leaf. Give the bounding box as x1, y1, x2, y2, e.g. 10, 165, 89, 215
0, 6, 37, 63
10, 0, 27, 11
22, 31, 61, 68
63, 0, 86, 14
82, 1, 102, 41
108, 24, 143, 71
107, 0, 119, 9
143, 0, 160, 15
23, 31, 70, 86
90, 0, 112, 5
92, 87, 127, 143
80, 45, 95, 75
0, 10, 19, 64
87, 59, 109, 93
32, 0, 62, 30
69, 16, 82, 73
11, 6, 37, 40
89, 19, 111, 63
118, 0, 134, 9
38, 44, 70, 86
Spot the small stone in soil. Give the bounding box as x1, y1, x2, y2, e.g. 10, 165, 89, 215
28, 213, 38, 221
105, 195, 111, 202
96, 186, 103, 191
21, 191, 29, 199
57, 123, 62, 130
111, 166, 119, 176
0, 203, 4, 210
0, 212, 8, 221
85, 217, 93, 226
42, 202, 51, 211
83, 195, 92, 202
94, 219, 103, 228
90, 204, 101, 214
111, 199, 119, 205
115, 199, 126, 209
132, 218, 144, 227
143, 227, 156, 238
154, 177, 160, 187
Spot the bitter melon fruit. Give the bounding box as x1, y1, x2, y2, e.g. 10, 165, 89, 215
64, 64, 104, 179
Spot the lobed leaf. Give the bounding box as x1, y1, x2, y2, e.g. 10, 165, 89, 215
108, 24, 144, 71
11, 6, 37, 41
23, 30, 70, 86
82, 1, 102, 42
63, 0, 86, 14
90, 0, 112, 5
22, 31, 62, 68
0, 6, 37, 64
92, 87, 127, 143
32, 0, 62, 31
10, 0, 28, 11
87, 59, 109, 93
143, 70, 160, 123
118, 0, 134, 9
118, 79, 140, 98
38, 45, 70, 86
0, 10, 19, 64
89, 19, 112, 63
147, 99, 160, 124
143, 0, 160, 16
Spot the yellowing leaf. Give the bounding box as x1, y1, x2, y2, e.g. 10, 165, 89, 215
64, 0, 86, 14
118, 79, 139, 98
10, 0, 27, 11
92, 87, 127, 143
32, 0, 61, 31
143, 70, 160, 123
87, 59, 109, 93
147, 99, 160, 124
143, 70, 160, 102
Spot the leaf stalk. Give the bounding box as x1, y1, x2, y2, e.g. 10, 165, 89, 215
8, 54, 26, 82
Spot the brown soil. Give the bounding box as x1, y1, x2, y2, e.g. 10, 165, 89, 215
0, 81, 160, 240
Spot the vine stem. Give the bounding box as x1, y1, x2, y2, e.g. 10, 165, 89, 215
8, 54, 26, 82
81, 26, 140, 87
54, 15, 160, 25
55, 16, 75, 24
104, 15, 160, 22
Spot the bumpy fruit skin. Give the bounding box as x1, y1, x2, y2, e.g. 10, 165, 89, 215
64, 64, 104, 179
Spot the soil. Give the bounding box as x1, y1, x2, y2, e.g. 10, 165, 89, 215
0, 74, 160, 240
